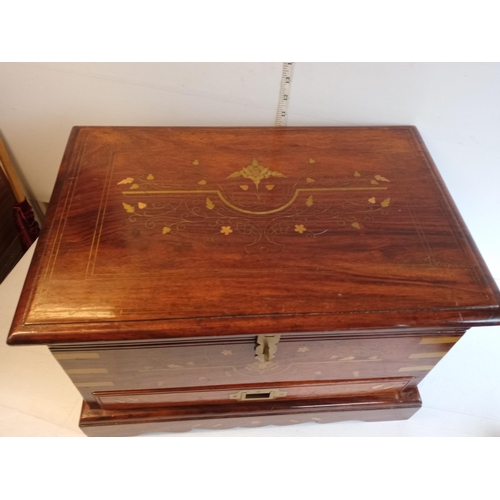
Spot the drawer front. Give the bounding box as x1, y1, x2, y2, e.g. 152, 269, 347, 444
52, 331, 463, 407
94, 377, 412, 410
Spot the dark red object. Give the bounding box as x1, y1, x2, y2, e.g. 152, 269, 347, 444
7, 126, 500, 436
13, 199, 40, 251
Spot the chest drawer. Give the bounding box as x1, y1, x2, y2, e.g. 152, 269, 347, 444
93, 377, 412, 410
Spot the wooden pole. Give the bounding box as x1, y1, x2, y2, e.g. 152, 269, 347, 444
0, 136, 25, 203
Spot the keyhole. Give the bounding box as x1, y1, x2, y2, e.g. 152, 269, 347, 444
263, 341, 270, 362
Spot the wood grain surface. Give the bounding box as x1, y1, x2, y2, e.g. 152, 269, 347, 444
7, 126, 500, 346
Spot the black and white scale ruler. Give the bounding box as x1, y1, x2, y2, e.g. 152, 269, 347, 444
275, 62, 294, 126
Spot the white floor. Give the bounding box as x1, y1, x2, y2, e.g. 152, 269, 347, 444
1, 243, 499, 437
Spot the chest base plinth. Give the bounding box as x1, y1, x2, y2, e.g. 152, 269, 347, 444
79, 387, 421, 436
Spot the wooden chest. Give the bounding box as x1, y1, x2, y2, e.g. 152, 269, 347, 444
7, 126, 500, 436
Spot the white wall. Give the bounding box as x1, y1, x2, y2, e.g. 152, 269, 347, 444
0, 62, 498, 277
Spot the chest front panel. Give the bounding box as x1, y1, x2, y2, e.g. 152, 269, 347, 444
52, 331, 463, 409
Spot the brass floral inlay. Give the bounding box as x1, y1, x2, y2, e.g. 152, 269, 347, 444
118, 158, 394, 254
117, 177, 134, 185
227, 158, 286, 189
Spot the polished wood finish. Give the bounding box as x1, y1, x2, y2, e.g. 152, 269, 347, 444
50, 330, 463, 409
7, 126, 500, 435
80, 387, 422, 436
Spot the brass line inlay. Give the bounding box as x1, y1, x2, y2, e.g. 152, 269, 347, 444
419, 337, 461, 345
122, 186, 388, 216
65, 368, 109, 375
409, 352, 447, 359
53, 352, 100, 360
398, 365, 434, 372
74, 381, 114, 388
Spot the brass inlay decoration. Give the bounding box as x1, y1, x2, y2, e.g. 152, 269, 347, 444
117, 177, 134, 185
420, 337, 461, 344
122, 203, 135, 213
227, 158, 286, 189
409, 352, 447, 359
122, 185, 388, 216
398, 366, 434, 372
229, 388, 287, 401
65, 368, 109, 375
74, 381, 114, 388
255, 334, 281, 363
53, 352, 100, 360
118, 159, 394, 254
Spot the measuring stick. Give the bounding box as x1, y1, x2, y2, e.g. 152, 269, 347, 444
275, 63, 293, 126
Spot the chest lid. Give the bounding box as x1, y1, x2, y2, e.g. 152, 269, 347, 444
8, 126, 500, 345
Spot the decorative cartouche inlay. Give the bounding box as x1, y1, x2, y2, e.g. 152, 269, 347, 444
118, 157, 392, 255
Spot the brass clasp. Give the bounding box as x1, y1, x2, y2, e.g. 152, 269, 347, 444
255, 334, 281, 363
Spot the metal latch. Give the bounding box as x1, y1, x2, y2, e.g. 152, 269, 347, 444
255, 334, 281, 363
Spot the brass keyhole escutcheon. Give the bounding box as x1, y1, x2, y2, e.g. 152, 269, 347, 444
255, 334, 280, 363
230, 388, 288, 402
